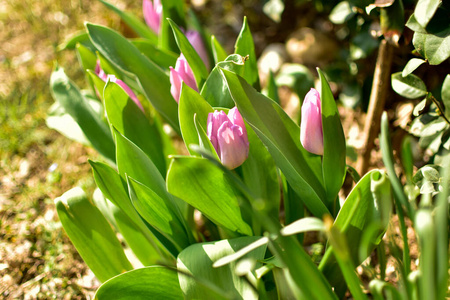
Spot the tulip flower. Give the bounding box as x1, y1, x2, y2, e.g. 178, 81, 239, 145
95, 60, 144, 112
185, 30, 210, 70
143, 0, 162, 34
170, 54, 198, 102
300, 88, 323, 155
207, 107, 249, 169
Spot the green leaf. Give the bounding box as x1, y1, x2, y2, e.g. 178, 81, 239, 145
92, 189, 160, 266
201, 54, 246, 108
265, 71, 280, 104
104, 81, 167, 176
413, 30, 450, 65
46, 102, 90, 146
414, 0, 441, 29
168, 19, 209, 88
329, 1, 356, 24
325, 225, 368, 300
268, 234, 337, 300
159, 0, 185, 52
213, 237, 269, 267
380, 112, 414, 217
391, 72, 428, 99
241, 124, 280, 221
89, 160, 169, 264
76, 43, 97, 74
335, 170, 391, 251
405, 13, 427, 34
95, 266, 183, 300
281, 217, 325, 236
115, 129, 166, 196
221, 68, 329, 218
127, 176, 192, 252
318, 69, 346, 214
177, 237, 267, 299
58, 30, 94, 51
98, 0, 157, 42
86, 23, 180, 134
132, 39, 178, 69
234, 17, 260, 90
211, 35, 228, 64
442, 75, 450, 119
167, 156, 253, 235
114, 129, 189, 256
113, 127, 186, 217
320, 170, 392, 293
55, 187, 132, 282
50, 67, 115, 162
179, 84, 214, 156
87, 70, 107, 102
193, 113, 219, 158
415, 209, 437, 300
402, 58, 426, 76
435, 157, 449, 299
281, 173, 305, 226
369, 280, 402, 300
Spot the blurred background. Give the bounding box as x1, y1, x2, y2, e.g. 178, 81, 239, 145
1, 0, 447, 298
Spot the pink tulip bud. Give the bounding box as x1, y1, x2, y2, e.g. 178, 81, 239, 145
207, 107, 249, 169
143, 0, 162, 34
170, 54, 198, 102
300, 88, 323, 155
185, 30, 210, 70
95, 60, 144, 112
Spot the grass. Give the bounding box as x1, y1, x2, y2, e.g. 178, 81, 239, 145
0, 0, 140, 298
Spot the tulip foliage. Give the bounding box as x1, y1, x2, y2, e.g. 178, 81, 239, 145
48, 0, 448, 299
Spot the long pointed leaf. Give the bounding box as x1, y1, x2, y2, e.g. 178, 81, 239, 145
55, 187, 132, 282
104, 81, 166, 176
318, 69, 346, 214
50, 67, 115, 162
234, 17, 260, 90
167, 156, 253, 236
95, 266, 183, 299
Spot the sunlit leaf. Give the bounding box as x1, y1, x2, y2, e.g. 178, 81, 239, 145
95, 266, 183, 299
55, 187, 132, 282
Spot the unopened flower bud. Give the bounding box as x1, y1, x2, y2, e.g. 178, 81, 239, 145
170, 54, 198, 102
300, 88, 323, 155
207, 107, 249, 169
143, 0, 162, 34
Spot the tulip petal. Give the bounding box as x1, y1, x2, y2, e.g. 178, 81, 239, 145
217, 121, 249, 169
185, 30, 210, 70
170, 55, 198, 102
228, 107, 248, 144
207, 111, 229, 155
95, 60, 108, 81
143, 0, 162, 34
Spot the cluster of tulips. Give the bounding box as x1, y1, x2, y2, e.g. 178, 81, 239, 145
47, 0, 448, 299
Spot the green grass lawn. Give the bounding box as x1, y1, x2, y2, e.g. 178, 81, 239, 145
0, 0, 140, 298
